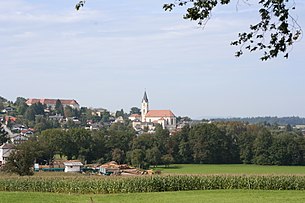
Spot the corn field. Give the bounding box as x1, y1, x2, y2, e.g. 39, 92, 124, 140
0, 175, 304, 194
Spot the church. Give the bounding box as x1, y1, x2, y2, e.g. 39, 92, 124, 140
129, 91, 177, 132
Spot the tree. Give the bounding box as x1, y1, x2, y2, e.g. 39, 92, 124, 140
163, 0, 302, 60
189, 123, 233, 163
24, 107, 36, 121
14, 97, 26, 106
55, 99, 64, 115
16, 102, 28, 115
269, 132, 302, 165
0, 125, 8, 145
112, 148, 125, 164
38, 129, 65, 164
161, 154, 174, 167
146, 147, 161, 167
131, 149, 145, 169
253, 128, 273, 165
64, 106, 74, 118
130, 107, 141, 115
3, 139, 43, 176
0, 101, 4, 111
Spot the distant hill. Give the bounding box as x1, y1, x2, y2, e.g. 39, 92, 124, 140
211, 116, 305, 126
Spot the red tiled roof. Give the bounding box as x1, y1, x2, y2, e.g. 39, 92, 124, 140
26, 98, 79, 105
145, 110, 175, 117
5, 116, 17, 122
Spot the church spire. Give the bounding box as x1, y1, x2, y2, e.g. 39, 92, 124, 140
141, 91, 149, 122
142, 91, 149, 103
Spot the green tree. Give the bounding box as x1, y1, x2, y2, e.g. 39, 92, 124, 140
130, 107, 141, 115
3, 139, 43, 176
101, 111, 111, 122
238, 130, 256, 164
0, 125, 8, 145
131, 148, 145, 168
146, 146, 161, 167
24, 107, 36, 121
64, 106, 74, 118
189, 123, 233, 164
115, 109, 125, 118
55, 99, 64, 115
14, 97, 26, 106
17, 102, 28, 115
269, 132, 302, 165
253, 128, 273, 165
61, 128, 92, 162
0, 101, 4, 111
161, 154, 174, 167
89, 130, 107, 163
111, 148, 125, 164
107, 123, 136, 153
172, 125, 193, 163
38, 129, 65, 163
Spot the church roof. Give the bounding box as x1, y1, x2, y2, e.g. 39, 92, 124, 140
145, 110, 175, 117
142, 91, 149, 103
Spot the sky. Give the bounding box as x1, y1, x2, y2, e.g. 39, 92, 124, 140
1, 0, 305, 119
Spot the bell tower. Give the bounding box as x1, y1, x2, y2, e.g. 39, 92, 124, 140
141, 91, 149, 122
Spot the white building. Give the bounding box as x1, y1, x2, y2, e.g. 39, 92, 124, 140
63, 161, 83, 172
0, 143, 15, 165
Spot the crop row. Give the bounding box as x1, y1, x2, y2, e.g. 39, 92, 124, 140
0, 175, 304, 194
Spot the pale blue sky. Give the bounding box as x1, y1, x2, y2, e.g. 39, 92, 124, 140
1, 0, 305, 119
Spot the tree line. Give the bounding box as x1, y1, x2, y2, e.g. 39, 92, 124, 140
4, 121, 305, 175
212, 116, 305, 126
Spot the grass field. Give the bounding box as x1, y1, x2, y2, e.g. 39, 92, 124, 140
154, 164, 305, 175
1, 190, 305, 203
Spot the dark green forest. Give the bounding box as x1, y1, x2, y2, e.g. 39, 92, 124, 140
212, 117, 305, 125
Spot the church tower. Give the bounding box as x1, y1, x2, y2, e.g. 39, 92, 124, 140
141, 91, 149, 122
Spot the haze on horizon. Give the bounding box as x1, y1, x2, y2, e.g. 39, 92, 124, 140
1, 0, 305, 119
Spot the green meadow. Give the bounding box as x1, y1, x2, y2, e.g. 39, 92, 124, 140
1, 190, 305, 203
2, 164, 305, 203
154, 164, 305, 175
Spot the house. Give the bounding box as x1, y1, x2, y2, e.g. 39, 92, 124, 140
0, 143, 15, 165
49, 114, 64, 121
26, 98, 80, 110
129, 114, 141, 121
65, 117, 81, 125
114, 116, 124, 123
4, 116, 17, 124
1, 107, 15, 114
91, 108, 107, 117
63, 161, 83, 172
11, 134, 28, 145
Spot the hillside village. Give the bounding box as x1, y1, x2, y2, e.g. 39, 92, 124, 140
0, 92, 194, 145
1, 92, 305, 174
0, 92, 197, 169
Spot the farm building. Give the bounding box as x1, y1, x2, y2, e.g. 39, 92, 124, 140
99, 161, 121, 175
63, 161, 83, 172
